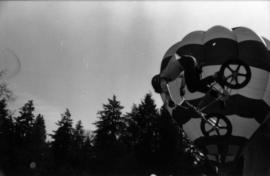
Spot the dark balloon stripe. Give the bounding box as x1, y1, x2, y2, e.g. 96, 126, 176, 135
238, 40, 270, 71
195, 135, 248, 148
174, 38, 239, 66
174, 39, 270, 72
195, 135, 248, 158
204, 38, 238, 65
171, 95, 269, 125
172, 105, 198, 125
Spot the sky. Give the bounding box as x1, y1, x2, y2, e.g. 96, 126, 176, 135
0, 1, 270, 133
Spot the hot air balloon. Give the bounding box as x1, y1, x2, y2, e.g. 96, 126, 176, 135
154, 25, 270, 174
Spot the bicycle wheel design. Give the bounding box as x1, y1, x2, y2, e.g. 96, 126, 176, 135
219, 59, 251, 89
200, 113, 232, 137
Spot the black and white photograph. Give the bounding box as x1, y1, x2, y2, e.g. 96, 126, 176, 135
0, 1, 270, 176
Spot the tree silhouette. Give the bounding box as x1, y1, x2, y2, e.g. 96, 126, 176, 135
93, 95, 127, 173
73, 120, 84, 150
124, 104, 140, 150
49, 110, 96, 175
80, 132, 94, 173
0, 92, 209, 175
70, 120, 86, 171
29, 114, 48, 175
15, 100, 35, 141
0, 99, 15, 173
50, 108, 74, 174
13, 100, 36, 174
124, 93, 160, 174
155, 106, 187, 175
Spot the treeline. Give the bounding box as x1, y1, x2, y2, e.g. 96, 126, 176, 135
0, 93, 207, 176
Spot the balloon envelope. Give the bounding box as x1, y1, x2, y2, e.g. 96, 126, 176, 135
158, 26, 270, 161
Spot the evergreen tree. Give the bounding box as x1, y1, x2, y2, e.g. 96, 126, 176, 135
30, 114, 47, 174
50, 108, 74, 169
73, 120, 84, 150
13, 100, 36, 174
0, 99, 11, 141
15, 100, 35, 143
93, 95, 127, 173
71, 120, 85, 170
81, 132, 94, 173
124, 104, 140, 150
155, 106, 184, 175
136, 93, 160, 152
32, 114, 46, 147
125, 93, 160, 172
0, 83, 16, 174
0, 99, 15, 173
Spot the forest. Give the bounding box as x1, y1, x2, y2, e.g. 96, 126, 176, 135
0, 83, 212, 176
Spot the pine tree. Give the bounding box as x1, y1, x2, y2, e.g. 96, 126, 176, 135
15, 100, 35, 148
51, 108, 74, 168
15, 100, 35, 141
30, 114, 47, 173
32, 114, 46, 146
125, 93, 160, 171
0, 83, 16, 173
0, 99, 15, 172
71, 120, 85, 170
124, 104, 140, 149
0, 99, 12, 141
156, 106, 184, 174
94, 95, 125, 150
13, 100, 36, 174
81, 132, 94, 172
73, 120, 84, 150
93, 95, 127, 173
136, 93, 160, 151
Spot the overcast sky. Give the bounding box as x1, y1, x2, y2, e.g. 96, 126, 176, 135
0, 1, 270, 133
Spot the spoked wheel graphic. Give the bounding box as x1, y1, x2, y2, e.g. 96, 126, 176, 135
201, 113, 232, 137
220, 59, 251, 89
